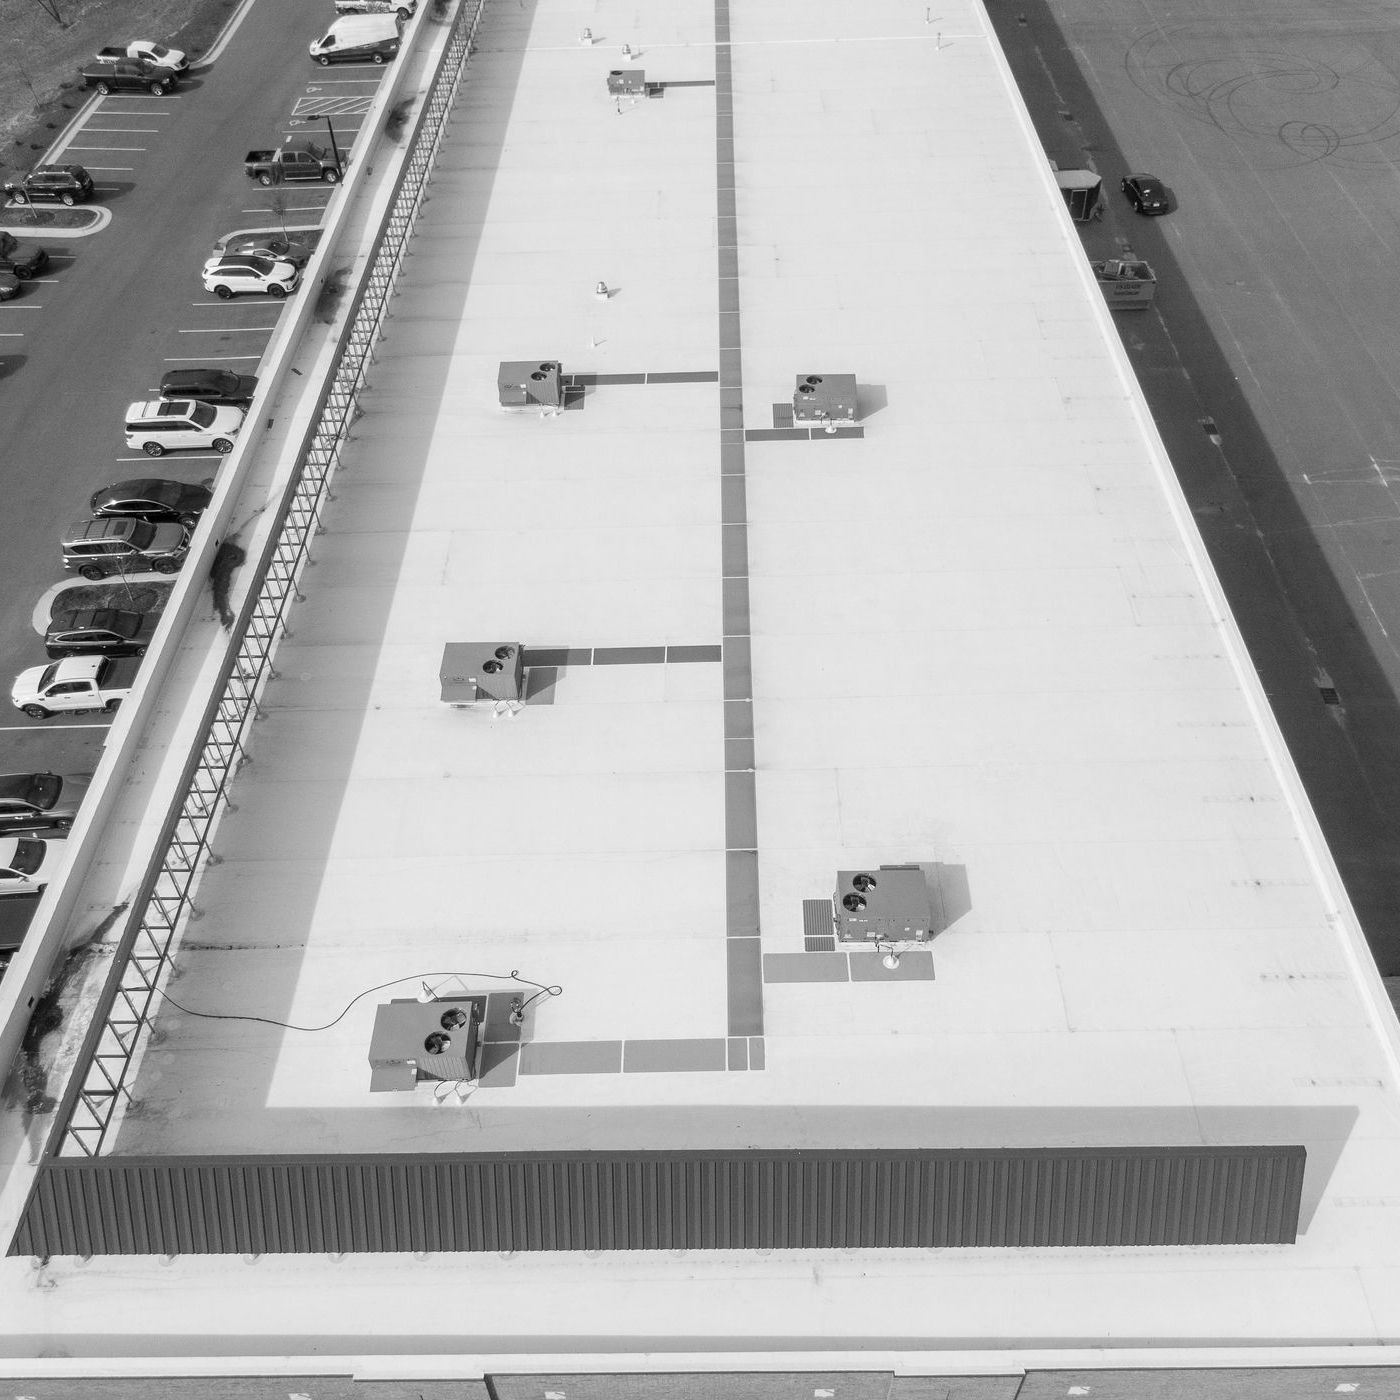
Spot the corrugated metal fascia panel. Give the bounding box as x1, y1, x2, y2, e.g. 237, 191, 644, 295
10, 1146, 1307, 1257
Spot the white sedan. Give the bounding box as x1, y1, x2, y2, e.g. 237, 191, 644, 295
201, 253, 300, 300
0, 836, 64, 896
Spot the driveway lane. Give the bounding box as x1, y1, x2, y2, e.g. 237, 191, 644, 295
989, 0, 1400, 968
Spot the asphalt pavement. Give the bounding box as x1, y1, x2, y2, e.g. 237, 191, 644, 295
0, 0, 391, 782
988, 0, 1400, 971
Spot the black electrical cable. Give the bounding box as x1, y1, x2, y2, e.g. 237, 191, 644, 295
153, 969, 562, 1032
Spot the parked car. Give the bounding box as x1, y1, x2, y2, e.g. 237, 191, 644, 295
201, 253, 300, 299
3, 164, 94, 207
96, 40, 189, 71
217, 234, 312, 269
1121, 173, 1170, 215
0, 772, 90, 835
334, 0, 415, 18
124, 399, 244, 456
0, 231, 47, 280
0, 836, 65, 896
61, 518, 190, 579
80, 56, 181, 96
158, 367, 258, 405
0, 271, 19, 302
90, 478, 211, 528
310, 11, 403, 62
45, 608, 157, 659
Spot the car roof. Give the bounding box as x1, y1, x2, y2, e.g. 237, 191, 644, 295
95, 478, 185, 502
64, 517, 145, 541
0, 774, 58, 806
49, 608, 142, 633
211, 254, 275, 271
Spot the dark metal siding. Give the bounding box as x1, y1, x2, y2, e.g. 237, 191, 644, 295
10, 1145, 1304, 1256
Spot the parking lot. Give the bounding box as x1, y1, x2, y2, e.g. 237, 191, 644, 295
0, 5, 393, 777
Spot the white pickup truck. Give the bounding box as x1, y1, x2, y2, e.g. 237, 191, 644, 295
95, 40, 189, 71
11, 656, 140, 720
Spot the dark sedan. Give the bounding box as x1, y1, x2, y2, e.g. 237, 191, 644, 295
1121, 173, 1170, 215
0, 772, 90, 835
45, 608, 157, 658
158, 368, 258, 405
89, 478, 212, 528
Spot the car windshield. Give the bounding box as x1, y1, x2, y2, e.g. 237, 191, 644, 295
148, 44, 171, 58
8, 840, 44, 876
188, 401, 215, 428
0, 774, 59, 809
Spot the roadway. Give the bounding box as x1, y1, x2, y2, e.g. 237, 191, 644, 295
987, 0, 1400, 974
0, 0, 391, 780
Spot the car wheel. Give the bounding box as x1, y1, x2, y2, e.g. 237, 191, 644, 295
215, 285, 234, 299
135, 646, 147, 656
96, 81, 111, 95
268, 283, 287, 298
152, 559, 181, 574
179, 513, 200, 529
13, 266, 32, 280
11, 191, 28, 205
60, 192, 76, 206
54, 817, 71, 831
142, 441, 165, 457
150, 81, 168, 95
79, 564, 107, 580
105, 698, 122, 713
322, 167, 340, 183
257, 173, 274, 187
396, 7, 409, 18
318, 55, 332, 66
22, 706, 50, 721
373, 51, 385, 62
212, 438, 234, 454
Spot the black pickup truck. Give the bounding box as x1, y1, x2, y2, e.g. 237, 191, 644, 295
80, 57, 181, 95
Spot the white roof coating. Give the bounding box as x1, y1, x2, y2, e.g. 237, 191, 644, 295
7, 0, 1400, 1359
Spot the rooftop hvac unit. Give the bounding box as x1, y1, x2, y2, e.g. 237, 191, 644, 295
368, 995, 483, 1092
439, 641, 525, 705
792, 373, 858, 426
498, 360, 562, 409
833, 865, 931, 943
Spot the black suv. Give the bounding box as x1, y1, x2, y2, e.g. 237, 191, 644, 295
158, 367, 258, 405
4, 164, 94, 207
45, 608, 157, 659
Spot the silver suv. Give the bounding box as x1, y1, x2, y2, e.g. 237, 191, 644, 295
61, 518, 189, 580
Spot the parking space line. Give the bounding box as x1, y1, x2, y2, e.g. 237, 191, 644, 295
116, 455, 223, 463
0, 723, 114, 732
177, 326, 278, 333
190, 300, 290, 307
65, 145, 146, 152
84, 166, 133, 172
163, 354, 263, 361
84, 127, 160, 133
97, 109, 174, 115
0, 332, 25, 338
1, 306, 43, 311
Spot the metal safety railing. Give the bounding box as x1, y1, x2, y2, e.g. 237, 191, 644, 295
50, 0, 488, 1159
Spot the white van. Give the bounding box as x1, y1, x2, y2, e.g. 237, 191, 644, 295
309, 13, 402, 65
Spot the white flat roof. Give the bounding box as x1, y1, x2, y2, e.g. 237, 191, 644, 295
12, 0, 1400, 1357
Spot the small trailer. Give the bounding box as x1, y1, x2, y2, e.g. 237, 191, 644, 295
1055, 168, 1103, 222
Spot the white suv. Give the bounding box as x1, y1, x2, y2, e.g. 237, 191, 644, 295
201, 253, 300, 299
124, 399, 244, 456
